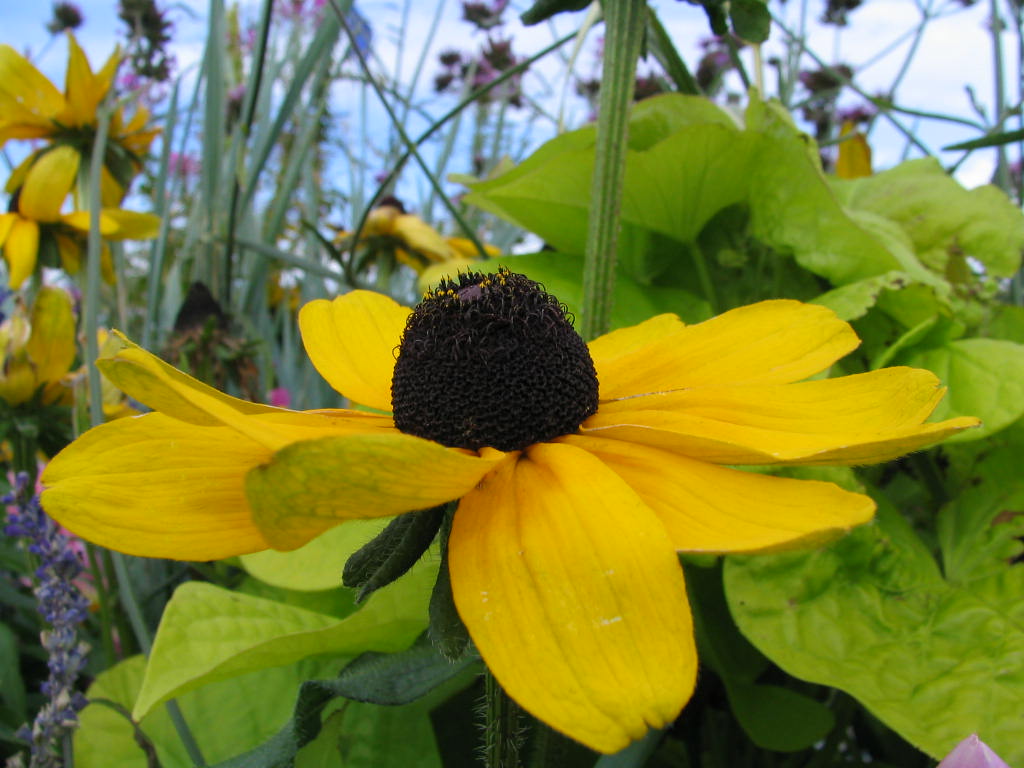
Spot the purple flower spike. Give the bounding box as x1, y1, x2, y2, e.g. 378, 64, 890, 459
937, 735, 1011, 768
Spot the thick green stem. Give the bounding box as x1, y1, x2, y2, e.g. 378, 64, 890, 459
580, 0, 646, 341
483, 670, 524, 768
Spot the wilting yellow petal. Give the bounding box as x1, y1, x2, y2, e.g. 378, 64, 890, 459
41, 413, 273, 560
596, 301, 859, 400
27, 286, 77, 385
244, 434, 506, 550
18, 145, 80, 222
565, 435, 875, 553
836, 121, 872, 179
449, 442, 696, 754
298, 291, 410, 411
3, 217, 40, 289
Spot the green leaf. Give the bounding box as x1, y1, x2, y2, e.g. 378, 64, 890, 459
462, 94, 903, 290
241, 518, 391, 591
75, 654, 342, 768
133, 560, 434, 720
334, 633, 480, 705
724, 502, 1024, 763
939, 425, 1024, 583
899, 338, 1024, 442
520, 0, 591, 25
729, 0, 771, 43
0, 622, 25, 723
834, 158, 1024, 279
811, 271, 913, 321
725, 682, 834, 752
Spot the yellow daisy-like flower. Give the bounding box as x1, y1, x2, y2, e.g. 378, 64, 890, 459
0, 145, 160, 288
0, 33, 159, 205
0, 285, 76, 407
40, 270, 978, 753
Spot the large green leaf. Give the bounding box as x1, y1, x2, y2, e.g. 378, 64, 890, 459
462, 94, 901, 288
241, 519, 391, 591
76, 654, 341, 768
133, 560, 434, 719
899, 338, 1024, 442
724, 501, 1024, 763
833, 158, 1024, 280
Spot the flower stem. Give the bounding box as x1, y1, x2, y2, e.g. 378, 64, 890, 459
483, 669, 524, 768
579, 0, 646, 340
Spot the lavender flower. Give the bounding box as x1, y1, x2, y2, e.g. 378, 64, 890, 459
4, 474, 90, 768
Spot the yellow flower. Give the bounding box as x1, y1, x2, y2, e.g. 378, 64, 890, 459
0, 33, 159, 205
0, 145, 160, 288
39, 270, 978, 753
0, 286, 76, 407
836, 120, 872, 179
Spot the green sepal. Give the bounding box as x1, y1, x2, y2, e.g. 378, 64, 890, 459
342, 504, 447, 602
729, 0, 771, 43
334, 632, 481, 706
429, 506, 473, 661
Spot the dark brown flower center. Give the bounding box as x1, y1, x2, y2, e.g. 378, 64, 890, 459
391, 269, 599, 452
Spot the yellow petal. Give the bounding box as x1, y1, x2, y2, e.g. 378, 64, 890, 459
27, 286, 77, 385
100, 165, 124, 207
588, 313, 684, 368
18, 145, 80, 222
244, 434, 506, 550
96, 330, 387, 449
3, 218, 39, 289
0, 44, 65, 122
0, 362, 37, 406
4, 151, 37, 194
449, 442, 696, 754
41, 413, 273, 560
63, 33, 109, 126
54, 232, 82, 273
596, 301, 859, 400
836, 121, 872, 179
298, 291, 410, 411
583, 400, 980, 466
0, 213, 14, 246
564, 435, 875, 553
98, 209, 161, 240
392, 214, 454, 262
60, 210, 120, 235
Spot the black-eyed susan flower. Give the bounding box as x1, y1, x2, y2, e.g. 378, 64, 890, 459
39, 270, 978, 753
0, 145, 160, 288
0, 33, 159, 205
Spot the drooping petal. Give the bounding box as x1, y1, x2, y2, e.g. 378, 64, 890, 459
3, 217, 39, 289
95, 330, 390, 449
62, 208, 160, 239
41, 413, 273, 560
564, 435, 875, 553
298, 291, 410, 411
595, 300, 859, 400
0, 213, 14, 246
449, 442, 696, 754
18, 145, 80, 222
26, 286, 77, 385
244, 435, 506, 550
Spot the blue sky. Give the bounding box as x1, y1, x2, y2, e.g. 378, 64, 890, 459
1, 0, 1008, 189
